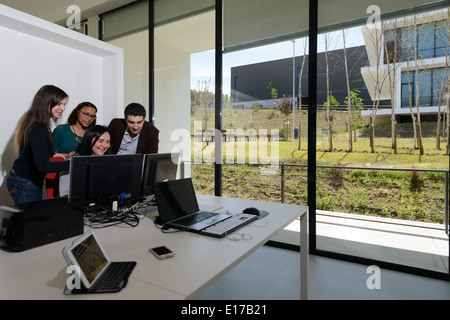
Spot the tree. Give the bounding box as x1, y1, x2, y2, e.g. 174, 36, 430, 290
342, 29, 353, 151
383, 19, 400, 154
402, 20, 420, 152
266, 82, 278, 102
365, 22, 389, 153
251, 101, 260, 124
323, 93, 339, 150
277, 95, 293, 139
297, 38, 308, 150
194, 79, 214, 131
413, 15, 424, 155
435, 70, 448, 151
324, 33, 333, 151
435, 10, 450, 153
446, 10, 450, 156
344, 89, 364, 143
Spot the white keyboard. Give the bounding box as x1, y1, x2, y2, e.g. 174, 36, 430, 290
200, 213, 258, 238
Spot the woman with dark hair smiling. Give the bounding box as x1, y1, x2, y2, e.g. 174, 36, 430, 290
6, 85, 73, 208
52, 102, 97, 154
58, 125, 112, 198
77, 125, 111, 156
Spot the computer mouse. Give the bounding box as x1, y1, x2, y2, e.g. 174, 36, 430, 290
243, 207, 260, 216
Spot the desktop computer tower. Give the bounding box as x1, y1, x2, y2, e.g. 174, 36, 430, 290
2, 198, 84, 252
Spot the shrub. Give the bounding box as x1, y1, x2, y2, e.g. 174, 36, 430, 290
409, 166, 424, 192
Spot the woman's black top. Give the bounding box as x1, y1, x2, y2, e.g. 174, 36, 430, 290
13, 123, 70, 187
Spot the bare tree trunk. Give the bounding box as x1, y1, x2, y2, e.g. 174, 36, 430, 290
447, 10, 450, 155
297, 39, 307, 150
342, 30, 353, 152
366, 22, 389, 153
447, 95, 450, 155
391, 115, 397, 153
384, 20, 399, 154
369, 116, 374, 152
436, 88, 443, 150
325, 35, 332, 152
441, 9, 450, 153
369, 110, 375, 153
447, 59, 450, 156
406, 68, 418, 149
413, 16, 424, 156
403, 18, 418, 150
414, 69, 424, 155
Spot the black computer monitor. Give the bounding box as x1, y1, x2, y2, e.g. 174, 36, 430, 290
69, 154, 144, 210
141, 153, 179, 197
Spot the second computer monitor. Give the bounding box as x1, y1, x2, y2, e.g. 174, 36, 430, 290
142, 153, 179, 197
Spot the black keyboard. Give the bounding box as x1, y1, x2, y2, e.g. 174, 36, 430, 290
174, 211, 217, 226
91, 261, 136, 293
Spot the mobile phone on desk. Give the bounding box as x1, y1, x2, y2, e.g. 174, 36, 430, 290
149, 246, 174, 260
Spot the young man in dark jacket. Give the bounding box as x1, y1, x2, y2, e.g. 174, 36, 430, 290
108, 103, 159, 154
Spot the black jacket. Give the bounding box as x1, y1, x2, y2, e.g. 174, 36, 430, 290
108, 118, 159, 155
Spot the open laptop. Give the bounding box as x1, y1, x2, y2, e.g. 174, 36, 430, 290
154, 178, 231, 232
62, 230, 136, 294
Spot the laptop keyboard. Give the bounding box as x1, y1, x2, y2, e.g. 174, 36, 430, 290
92, 261, 136, 293
200, 213, 258, 238
175, 211, 218, 226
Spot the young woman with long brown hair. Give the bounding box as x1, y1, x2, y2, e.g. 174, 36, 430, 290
6, 85, 74, 208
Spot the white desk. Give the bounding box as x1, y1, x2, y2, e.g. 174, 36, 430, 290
0, 195, 308, 300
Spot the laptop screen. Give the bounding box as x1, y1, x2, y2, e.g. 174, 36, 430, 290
154, 178, 199, 223
71, 233, 108, 285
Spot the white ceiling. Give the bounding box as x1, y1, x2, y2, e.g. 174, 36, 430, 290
0, 0, 136, 24
0, 0, 214, 54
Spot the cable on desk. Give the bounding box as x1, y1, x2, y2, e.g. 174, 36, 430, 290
152, 220, 185, 234
84, 201, 149, 229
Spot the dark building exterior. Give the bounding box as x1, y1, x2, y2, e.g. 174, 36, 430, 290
231, 45, 386, 109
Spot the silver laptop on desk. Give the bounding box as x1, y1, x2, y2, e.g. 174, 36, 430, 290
154, 178, 231, 232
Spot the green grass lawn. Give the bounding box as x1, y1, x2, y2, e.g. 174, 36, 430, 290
193, 136, 449, 170
192, 108, 449, 169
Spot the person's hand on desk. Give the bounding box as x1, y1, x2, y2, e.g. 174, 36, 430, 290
53, 151, 76, 160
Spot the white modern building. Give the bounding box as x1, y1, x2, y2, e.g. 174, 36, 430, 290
361, 9, 449, 124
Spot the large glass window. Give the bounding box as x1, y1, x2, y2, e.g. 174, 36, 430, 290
395, 17, 449, 62
154, 0, 215, 174
400, 26, 416, 61
401, 68, 445, 108
100, 0, 150, 115
401, 72, 414, 108
222, 0, 309, 247
418, 23, 436, 59
436, 19, 449, 57
317, 4, 449, 277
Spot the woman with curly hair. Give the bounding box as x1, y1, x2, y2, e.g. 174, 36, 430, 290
52, 101, 97, 153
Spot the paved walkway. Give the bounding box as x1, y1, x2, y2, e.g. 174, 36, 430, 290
272, 210, 449, 273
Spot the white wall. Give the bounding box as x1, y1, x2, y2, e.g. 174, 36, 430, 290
0, 5, 123, 205
109, 30, 149, 116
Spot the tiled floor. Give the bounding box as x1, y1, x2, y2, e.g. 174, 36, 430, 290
195, 244, 450, 300
196, 212, 450, 300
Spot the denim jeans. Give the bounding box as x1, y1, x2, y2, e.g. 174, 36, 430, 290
6, 169, 42, 209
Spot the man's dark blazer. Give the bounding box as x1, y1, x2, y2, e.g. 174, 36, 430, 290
108, 118, 159, 154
